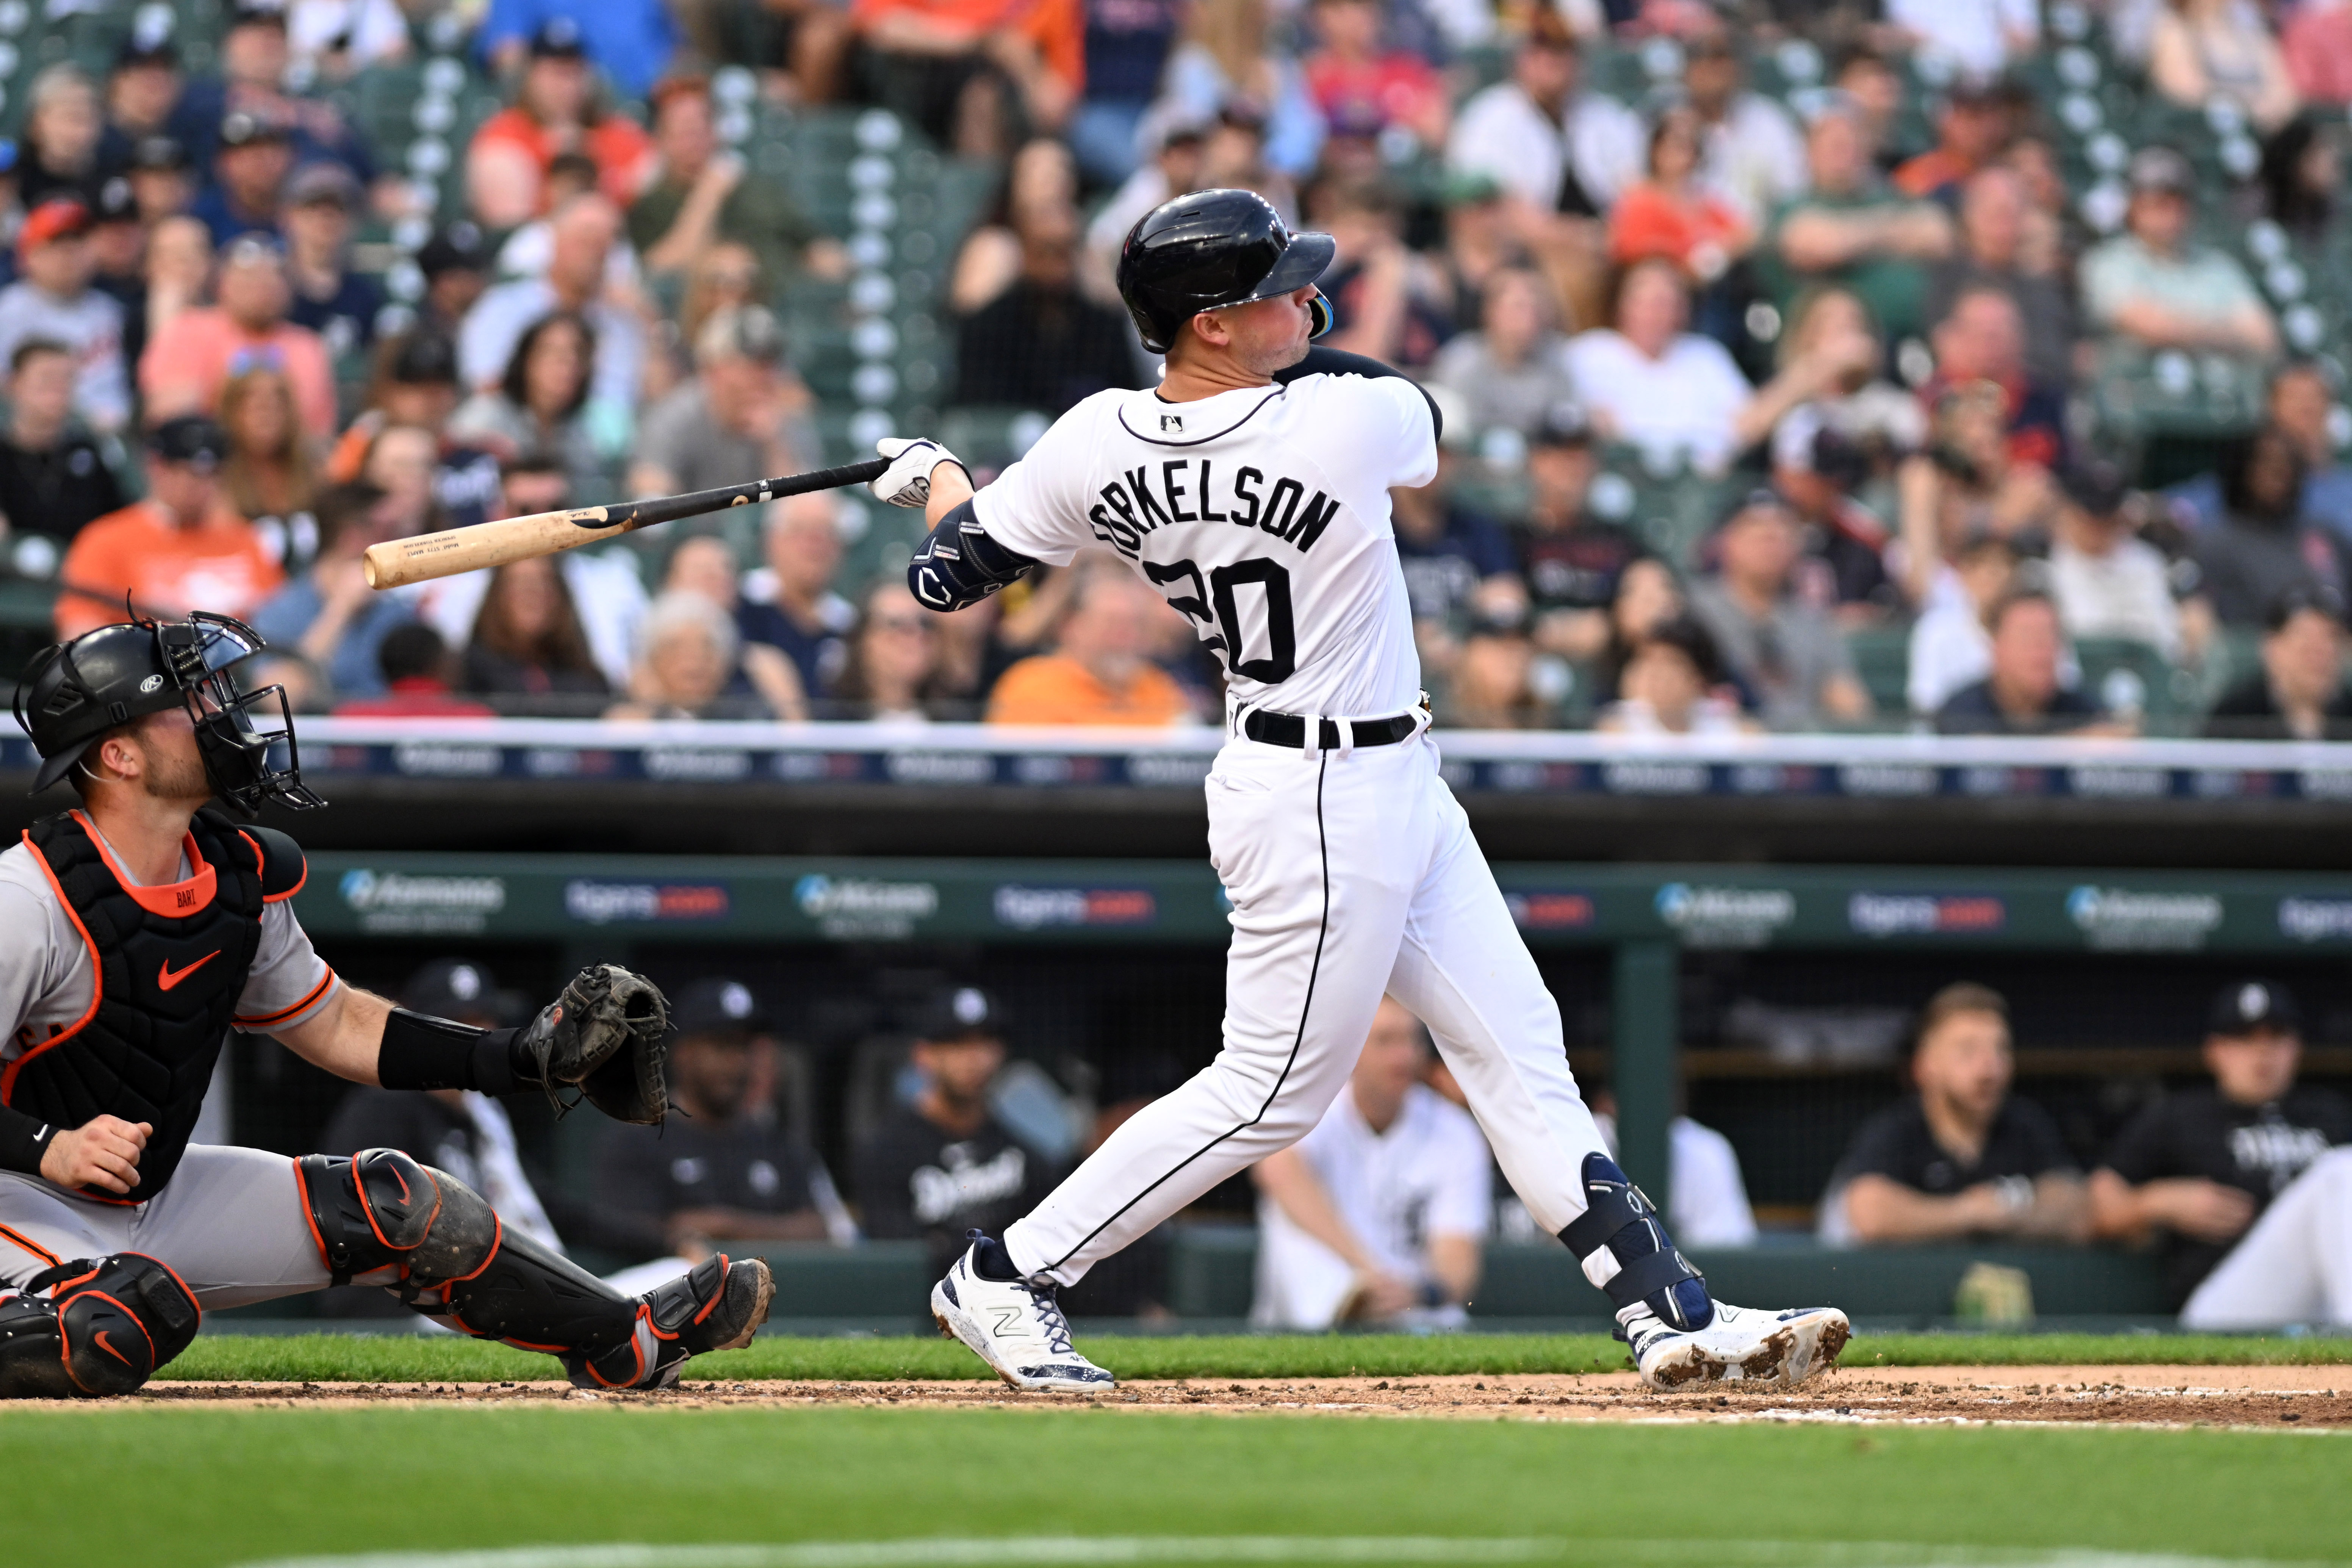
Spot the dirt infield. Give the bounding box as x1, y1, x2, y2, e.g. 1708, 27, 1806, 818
114, 1365, 2352, 1428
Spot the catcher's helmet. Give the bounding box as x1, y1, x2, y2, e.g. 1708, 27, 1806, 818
1116, 188, 1336, 355
12, 611, 324, 812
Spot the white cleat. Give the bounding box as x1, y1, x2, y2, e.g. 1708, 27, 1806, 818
931, 1237, 1118, 1393
1625, 1301, 1851, 1391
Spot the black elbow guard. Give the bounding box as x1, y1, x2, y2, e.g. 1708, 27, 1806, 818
909, 499, 1039, 612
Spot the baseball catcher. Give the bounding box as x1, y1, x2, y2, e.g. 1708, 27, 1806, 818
0, 613, 770, 1397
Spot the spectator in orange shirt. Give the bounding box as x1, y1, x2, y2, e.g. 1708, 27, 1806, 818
1891, 76, 2013, 208
56, 416, 281, 637
466, 19, 658, 230
140, 233, 340, 440
986, 569, 1197, 726
852, 0, 1083, 158
1607, 106, 1751, 284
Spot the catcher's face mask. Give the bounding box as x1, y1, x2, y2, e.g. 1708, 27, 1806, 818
155, 612, 326, 815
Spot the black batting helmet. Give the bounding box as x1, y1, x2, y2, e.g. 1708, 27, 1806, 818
12, 612, 324, 812
1115, 188, 1336, 355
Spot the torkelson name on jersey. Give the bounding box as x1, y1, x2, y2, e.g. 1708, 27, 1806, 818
1086, 459, 1340, 560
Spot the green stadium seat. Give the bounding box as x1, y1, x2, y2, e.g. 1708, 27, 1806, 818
2073, 636, 2193, 730
1845, 623, 1916, 716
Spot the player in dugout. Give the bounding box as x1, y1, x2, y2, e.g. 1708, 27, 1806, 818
0, 613, 771, 1397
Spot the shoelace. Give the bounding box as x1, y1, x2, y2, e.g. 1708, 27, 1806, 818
1025, 1282, 1075, 1355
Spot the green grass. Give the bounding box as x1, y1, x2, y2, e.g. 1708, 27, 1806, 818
155, 1330, 2352, 1385
0, 1406, 2342, 1568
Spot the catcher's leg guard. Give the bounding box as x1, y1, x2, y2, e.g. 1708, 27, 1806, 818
294, 1150, 771, 1388
0, 1253, 201, 1397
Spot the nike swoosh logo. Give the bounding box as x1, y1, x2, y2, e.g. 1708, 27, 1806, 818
94, 1330, 131, 1366
158, 951, 221, 991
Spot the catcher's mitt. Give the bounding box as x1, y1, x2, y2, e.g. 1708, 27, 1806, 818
517, 964, 670, 1124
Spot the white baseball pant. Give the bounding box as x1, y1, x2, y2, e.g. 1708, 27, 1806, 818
1004, 727, 1609, 1286
2180, 1147, 2352, 1329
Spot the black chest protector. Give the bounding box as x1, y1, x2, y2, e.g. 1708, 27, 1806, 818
3, 808, 305, 1202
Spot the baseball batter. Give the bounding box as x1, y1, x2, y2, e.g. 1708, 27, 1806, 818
0, 612, 770, 1397
872, 189, 1849, 1391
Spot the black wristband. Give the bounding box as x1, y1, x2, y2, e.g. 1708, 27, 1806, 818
377, 1008, 526, 1095
0, 1103, 59, 1178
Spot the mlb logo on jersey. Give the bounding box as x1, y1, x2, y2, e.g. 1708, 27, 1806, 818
1159, 413, 1185, 433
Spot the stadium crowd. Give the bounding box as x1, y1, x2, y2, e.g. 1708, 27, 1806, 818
4, 0, 2352, 735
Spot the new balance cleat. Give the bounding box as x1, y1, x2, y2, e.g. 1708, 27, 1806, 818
1626, 1300, 1850, 1391
931, 1232, 1116, 1393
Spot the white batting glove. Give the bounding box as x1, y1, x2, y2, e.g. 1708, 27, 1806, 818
870, 437, 967, 509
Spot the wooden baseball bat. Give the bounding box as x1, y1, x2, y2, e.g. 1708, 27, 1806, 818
360, 457, 892, 591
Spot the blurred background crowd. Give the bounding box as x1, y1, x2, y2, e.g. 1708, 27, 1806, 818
6, 0, 2352, 736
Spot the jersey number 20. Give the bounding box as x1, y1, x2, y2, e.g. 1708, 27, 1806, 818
1147, 557, 1296, 684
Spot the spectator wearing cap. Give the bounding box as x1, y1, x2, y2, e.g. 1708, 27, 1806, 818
2149, 0, 2302, 133
141, 232, 339, 438
2081, 147, 2279, 363
1936, 587, 2134, 735
737, 491, 858, 698
181, 4, 381, 195
1682, 25, 1807, 231
1516, 408, 1645, 665
190, 112, 293, 248
1890, 75, 2013, 208
1606, 105, 1751, 285
629, 306, 818, 501
1688, 490, 1873, 729
126, 135, 194, 225
282, 161, 382, 359
1922, 167, 2078, 392
1251, 998, 1493, 1330
1819, 982, 2091, 1247
416, 224, 493, 340
0, 199, 130, 433
97, 36, 202, 177
250, 479, 419, 701
1446, 10, 1640, 224
592, 977, 851, 1272
986, 568, 1198, 725
2203, 587, 2352, 739
55, 416, 280, 637
448, 311, 608, 501
629, 77, 841, 287
1906, 528, 2017, 714
1597, 614, 1754, 736
1759, 98, 1954, 347
2048, 460, 2182, 660
2194, 426, 2349, 626
0, 340, 127, 563
480, 0, 678, 103
1566, 260, 1863, 477
85, 176, 151, 374
328, 332, 502, 530
1426, 267, 1581, 440
17, 65, 103, 211
459, 194, 645, 432
2093, 980, 2350, 1310
953, 200, 1139, 413
1149, 0, 1324, 183
855, 987, 1056, 1274
468, 17, 660, 228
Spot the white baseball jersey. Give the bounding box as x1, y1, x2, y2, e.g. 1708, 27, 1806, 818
974, 373, 1439, 719
986, 363, 1618, 1298
1253, 1081, 1493, 1329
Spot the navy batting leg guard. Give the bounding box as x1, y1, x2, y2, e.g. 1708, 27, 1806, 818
0, 1253, 201, 1397
1558, 1153, 1713, 1334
